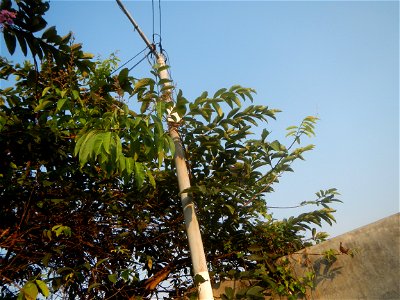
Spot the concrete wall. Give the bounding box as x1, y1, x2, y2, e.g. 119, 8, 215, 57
213, 213, 400, 299
288, 212, 400, 299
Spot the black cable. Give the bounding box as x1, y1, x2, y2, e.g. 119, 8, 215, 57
111, 46, 148, 75
158, 0, 162, 43
128, 52, 151, 71
163, 48, 170, 64
151, 0, 155, 43
150, 0, 162, 53
151, 0, 163, 54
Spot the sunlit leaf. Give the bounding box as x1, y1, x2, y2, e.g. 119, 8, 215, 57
35, 280, 49, 297
34, 100, 53, 112
22, 282, 38, 300
134, 161, 145, 188
108, 274, 118, 284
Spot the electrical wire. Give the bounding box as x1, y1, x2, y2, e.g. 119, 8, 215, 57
129, 52, 151, 71
151, 0, 155, 43
114, 1, 167, 78
111, 46, 149, 75
151, 0, 163, 54
158, 0, 162, 49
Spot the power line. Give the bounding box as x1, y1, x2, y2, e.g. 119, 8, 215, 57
158, 0, 162, 50
111, 46, 149, 74
116, 0, 157, 57
128, 52, 151, 71
113, 1, 167, 75
151, 0, 163, 54
151, 0, 155, 43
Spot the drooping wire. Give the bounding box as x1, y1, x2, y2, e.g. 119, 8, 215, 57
111, 46, 149, 75
129, 51, 151, 71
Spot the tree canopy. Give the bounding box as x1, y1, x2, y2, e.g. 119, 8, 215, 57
0, 1, 341, 299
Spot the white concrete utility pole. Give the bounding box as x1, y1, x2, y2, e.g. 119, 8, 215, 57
115, 1, 214, 299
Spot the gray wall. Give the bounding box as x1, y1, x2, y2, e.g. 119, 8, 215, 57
213, 213, 400, 300
288, 213, 400, 299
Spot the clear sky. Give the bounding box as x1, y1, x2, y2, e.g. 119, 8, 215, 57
1, 0, 398, 238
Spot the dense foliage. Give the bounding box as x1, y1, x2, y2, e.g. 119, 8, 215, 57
0, 1, 341, 299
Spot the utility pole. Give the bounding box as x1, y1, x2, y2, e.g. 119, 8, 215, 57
115, 1, 214, 299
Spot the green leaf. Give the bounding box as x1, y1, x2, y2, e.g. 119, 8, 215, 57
56, 98, 68, 111
108, 273, 118, 284
60, 32, 72, 44
174, 91, 189, 117
227, 107, 240, 119
270, 140, 281, 151
52, 225, 71, 237
140, 100, 150, 114
212, 101, 223, 117
246, 286, 264, 298
70, 43, 82, 51
95, 258, 108, 268
121, 269, 130, 282
71, 90, 80, 100
34, 100, 53, 112
224, 204, 235, 215
118, 68, 129, 83
161, 85, 174, 92
92, 133, 105, 156
155, 99, 165, 118
42, 86, 51, 97
312, 228, 317, 239
42, 25, 57, 40
35, 280, 49, 297
102, 131, 112, 154
88, 283, 101, 292
157, 65, 169, 72
81, 52, 94, 59
113, 134, 123, 161
3, 30, 16, 55
286, 125, 298, 131
247, 254, 264, 261
213, 88, 227, 98
76, 130, 98, 165
134, 162, 145, 188
121, 157, 134, 175
42, 253, 52, 267
16, 32, 28, 56
248, 245, 263, 252
195, 91, 208, 104
165, 135, 175, 156
30, 16, 47, 32
22, 282, 38, 300
134, 78, 154, 90
147, 169, 156, 188
74, 132, 88, 157
193, 274, 207, 285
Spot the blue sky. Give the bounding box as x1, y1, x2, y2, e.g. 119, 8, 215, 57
1, 1, 398, 238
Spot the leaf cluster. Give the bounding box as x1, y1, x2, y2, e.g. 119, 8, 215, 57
1, 0, 93, 71
0, 1, 341, 299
